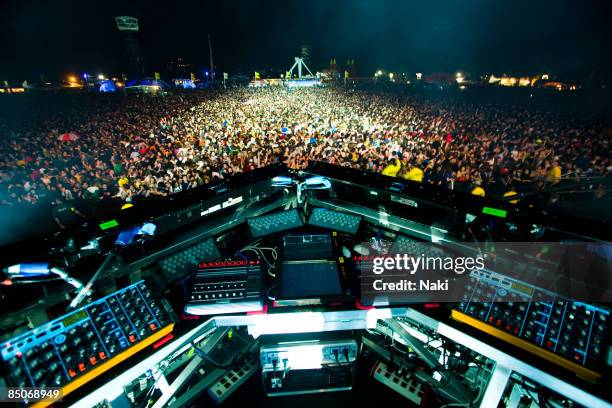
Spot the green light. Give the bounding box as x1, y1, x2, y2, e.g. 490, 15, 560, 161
99, 219, 119, 230
482, 207, 507, 218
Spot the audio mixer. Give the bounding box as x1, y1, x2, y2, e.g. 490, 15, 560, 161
0, 281, 174, 406
184, 259, 264, 315
452, 269, 609, 381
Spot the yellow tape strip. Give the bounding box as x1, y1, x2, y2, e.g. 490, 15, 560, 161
32, 324, 174, 408
451, 310, 600, 381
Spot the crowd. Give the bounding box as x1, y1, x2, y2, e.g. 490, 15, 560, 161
0, 86, 609, 215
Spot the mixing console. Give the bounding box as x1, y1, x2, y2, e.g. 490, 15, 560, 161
0, 281, 174, 406
453, 269, 609, 381
184, 259, 263, 315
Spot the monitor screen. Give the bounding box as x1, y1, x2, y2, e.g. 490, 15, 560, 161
281, 260, 341, 298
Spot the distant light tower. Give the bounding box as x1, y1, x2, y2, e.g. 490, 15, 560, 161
300, 44, 312, 65
208, 34, 215, 81
114, 16, 144, 76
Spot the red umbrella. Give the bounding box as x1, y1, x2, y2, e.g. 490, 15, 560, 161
58, 132, 79, 141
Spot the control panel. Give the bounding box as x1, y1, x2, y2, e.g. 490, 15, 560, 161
260, 339, 358, 370
184, 259, 263, 315
0, 281, 174, 406
260, 339, 358, 396
453, 269, 609, 381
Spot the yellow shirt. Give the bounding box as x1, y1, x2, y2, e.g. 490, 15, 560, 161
546, 166, 561, 183
118, 177, 129, 187
503, 190, 519, 204
381, 159, 401, 177
471, 186, 485, 197
403, 167, 424, 182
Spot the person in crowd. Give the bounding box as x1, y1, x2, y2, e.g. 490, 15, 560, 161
0, 86, 608, 213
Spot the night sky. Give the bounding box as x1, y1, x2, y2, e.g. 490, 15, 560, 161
1, 0, 610, 81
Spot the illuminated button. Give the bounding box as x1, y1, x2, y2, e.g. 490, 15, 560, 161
89, 356, 97, 365
129, 334, 136, 342
99, 351, 106, 359
150, 323, 157, 331
68, 369, 76, 377
78, 363, 86, 372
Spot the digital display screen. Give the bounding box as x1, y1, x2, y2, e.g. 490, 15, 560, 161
62, 310, 87, 327
511, 282, 535, 296
482, 207, 507, 218
99, 219, 119, 230
281, 260, 341, 298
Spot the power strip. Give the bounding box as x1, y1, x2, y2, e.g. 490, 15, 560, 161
371, 361, 427, 405
207, 357, 259, 404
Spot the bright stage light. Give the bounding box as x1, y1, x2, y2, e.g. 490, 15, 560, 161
68, 76, 77, 83
416, 72, 422, 80
98, 74, 105, 80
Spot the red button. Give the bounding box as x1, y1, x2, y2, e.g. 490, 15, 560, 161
99, 351, 106, 360
506, 324, 511, 331
78, 363, 86, 372
488, 316, 494, 323
496, 319, 502, 327
150, 323, 157, 331
546, 341, 553, 348
129, 334, 136, 342
514, 326, 520, 334
89, 356, 97, 365
68, 369, 76, 378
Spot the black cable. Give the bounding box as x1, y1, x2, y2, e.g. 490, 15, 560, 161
191, 341, 241, 369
